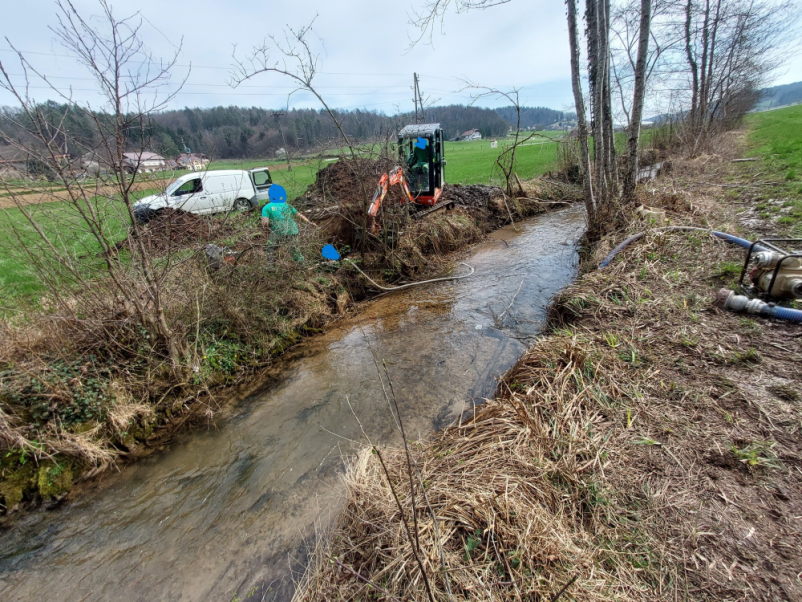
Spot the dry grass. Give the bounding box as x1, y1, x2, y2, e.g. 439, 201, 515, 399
297, 336, 658, 602
295, 138, 802, 601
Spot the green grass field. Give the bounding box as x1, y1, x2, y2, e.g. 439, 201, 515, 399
0, 134, 562, 306
747, 104, 802, 172
0, 190, 152, 305
443, 134, 562, 185
744, 104, 802, 235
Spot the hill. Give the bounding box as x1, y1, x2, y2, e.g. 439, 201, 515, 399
753, 80, 802, 111
494, 106, 576, 130
1, 103, 571, 162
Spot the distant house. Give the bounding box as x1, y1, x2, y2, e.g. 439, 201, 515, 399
122, 151, 168, 174
456, 129, 482, 141
176, 153, 210, 171
544, 119, 578, 132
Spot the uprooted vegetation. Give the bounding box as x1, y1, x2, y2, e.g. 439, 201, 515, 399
296, 145, 802, 601
299, 157, 581, 249
0, 158, 580, 520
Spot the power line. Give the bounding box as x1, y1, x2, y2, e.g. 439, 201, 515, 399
13, 85, 426, 97
2, 72, 440, 90
0, 47, 464, 82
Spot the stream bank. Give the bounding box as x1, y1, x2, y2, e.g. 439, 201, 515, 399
297, 145, 802, 602
0, 168, 580, 522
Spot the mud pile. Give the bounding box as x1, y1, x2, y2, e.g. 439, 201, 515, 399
440, 183, 505, 208
300, 159, 507, 212
132, 209, 260, 253
300, 157, 405, 208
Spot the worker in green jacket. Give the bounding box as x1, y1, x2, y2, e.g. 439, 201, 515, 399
261, 184, 315, 262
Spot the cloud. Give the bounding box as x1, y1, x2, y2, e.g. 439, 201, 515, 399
1, 0, 798, 114
0, 0, 575, 112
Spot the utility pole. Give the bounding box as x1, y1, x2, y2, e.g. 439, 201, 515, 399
272, 111, 292, 171
412, 73, 426, 124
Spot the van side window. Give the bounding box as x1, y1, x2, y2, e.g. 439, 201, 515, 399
174, 178, 202, 196
252, 171, 272, 187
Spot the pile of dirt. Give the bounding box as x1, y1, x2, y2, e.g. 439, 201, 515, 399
131, 209, 262, 254
440, 183, 504, 208
300, 157, 404, 208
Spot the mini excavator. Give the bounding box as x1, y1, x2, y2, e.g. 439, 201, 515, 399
367, 123, 454, 233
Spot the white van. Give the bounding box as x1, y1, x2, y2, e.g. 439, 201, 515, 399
133, 168, 273, 222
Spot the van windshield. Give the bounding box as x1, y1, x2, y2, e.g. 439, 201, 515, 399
165, 178, 186, 195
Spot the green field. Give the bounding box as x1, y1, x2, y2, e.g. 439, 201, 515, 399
0, 134, 562, 306
443, 134, 562, 184
744, 104, 802, 235
0, 191, 151, 306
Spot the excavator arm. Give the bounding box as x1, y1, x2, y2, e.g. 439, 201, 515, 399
367, 167, 415, 232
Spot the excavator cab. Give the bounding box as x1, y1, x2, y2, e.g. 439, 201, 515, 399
366, 123, 450, 236
397, 123, 444, 207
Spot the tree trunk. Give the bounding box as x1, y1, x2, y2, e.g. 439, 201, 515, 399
685, 0, 700, 128
623, 0, 652, 202
602, 0, 618, 193
699, 0, 712, 123
566, 0, 597, 231
587, 0, 608, 211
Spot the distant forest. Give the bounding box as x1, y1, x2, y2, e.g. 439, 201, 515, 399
0, 103, 574, 161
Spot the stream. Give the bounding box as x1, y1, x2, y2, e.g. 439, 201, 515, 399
0, 204, 585, 602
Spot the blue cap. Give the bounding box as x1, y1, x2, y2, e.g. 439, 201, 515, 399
268, 184, 287, 203
415, 137, 428, 149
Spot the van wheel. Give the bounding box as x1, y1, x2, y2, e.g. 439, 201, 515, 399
233, 198, 251, 212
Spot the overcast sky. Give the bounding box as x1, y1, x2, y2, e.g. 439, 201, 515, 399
1, 0, 800, 115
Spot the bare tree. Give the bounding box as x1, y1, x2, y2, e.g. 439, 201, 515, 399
0, 0, 189, 365
564, 0, 626, 238
567, 0, 598, 229
410, 0, 513, 44
231, 20, 378, 246
623, 0, 653, 201
678, 0, 798, 148
460, 81, 542, 197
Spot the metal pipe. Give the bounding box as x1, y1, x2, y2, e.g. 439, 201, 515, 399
715, 289, 802, 323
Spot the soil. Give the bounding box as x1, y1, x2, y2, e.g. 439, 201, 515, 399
130, 208, 266, 254
300, 157, 405, 208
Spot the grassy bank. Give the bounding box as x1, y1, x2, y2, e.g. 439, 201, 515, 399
297, 110, 802, 600
738, 103, 802, 236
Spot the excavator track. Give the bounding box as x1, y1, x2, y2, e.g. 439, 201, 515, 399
412, 200, 455, 220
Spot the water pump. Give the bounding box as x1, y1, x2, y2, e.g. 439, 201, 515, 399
739, 239, 802, 299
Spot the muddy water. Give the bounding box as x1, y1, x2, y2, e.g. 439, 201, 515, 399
0, 205, 585, 602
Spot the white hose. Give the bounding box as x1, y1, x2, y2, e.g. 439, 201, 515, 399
344, 260, 475, 292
